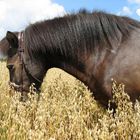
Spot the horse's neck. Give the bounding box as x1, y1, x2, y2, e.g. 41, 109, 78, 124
51, 47, 113, 91
60, 62, 90, 84
51, 52, 95, 87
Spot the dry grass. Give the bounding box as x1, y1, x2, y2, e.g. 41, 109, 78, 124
0, 61, 140, 140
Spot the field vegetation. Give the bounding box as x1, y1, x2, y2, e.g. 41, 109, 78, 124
0, 61, 140, 140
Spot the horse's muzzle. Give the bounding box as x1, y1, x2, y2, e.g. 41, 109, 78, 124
9, 82, 23, 92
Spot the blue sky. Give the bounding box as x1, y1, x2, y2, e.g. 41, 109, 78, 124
53, 0, 125, 13
0, 0, 140, 39
53, 0, 140, 20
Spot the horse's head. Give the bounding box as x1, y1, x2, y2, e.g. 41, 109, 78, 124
0, 31, 47, 100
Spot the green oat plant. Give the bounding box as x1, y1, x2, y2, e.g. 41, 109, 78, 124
0, 61, 140, 140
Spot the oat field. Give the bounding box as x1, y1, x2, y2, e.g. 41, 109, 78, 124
0, 61, 140, 140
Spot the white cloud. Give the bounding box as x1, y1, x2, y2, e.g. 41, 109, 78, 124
136, 8, 140, 16
117, 6, 132, 15
0, 0, 66, 39
128, 0, 140, 4
0, 1, 7, 21
122, 6, 132, 15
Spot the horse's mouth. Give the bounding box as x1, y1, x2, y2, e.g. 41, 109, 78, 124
8, 82, 30, 102
9, 82, 23, 92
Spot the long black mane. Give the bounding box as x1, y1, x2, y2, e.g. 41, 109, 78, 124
24, 10, 140, 61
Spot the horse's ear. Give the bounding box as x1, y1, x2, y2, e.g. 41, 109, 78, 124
0, 36, 9, 60
6, 31, 18, 48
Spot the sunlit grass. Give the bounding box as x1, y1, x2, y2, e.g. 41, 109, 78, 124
0, 61, 140, 139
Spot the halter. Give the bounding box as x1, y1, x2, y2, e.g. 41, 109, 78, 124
18, 32, 24, 93
17, 32, 42, 93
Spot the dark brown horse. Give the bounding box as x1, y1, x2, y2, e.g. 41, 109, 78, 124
0, 32, 18, 60
1, 10, 140, 107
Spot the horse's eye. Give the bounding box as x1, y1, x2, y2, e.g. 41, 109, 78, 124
7, 64, 14, 70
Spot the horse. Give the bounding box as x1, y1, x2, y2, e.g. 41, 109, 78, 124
0, 32, 19, 60
1, 10, 140, 108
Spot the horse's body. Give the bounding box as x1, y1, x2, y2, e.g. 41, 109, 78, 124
1, 11, 140, 107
